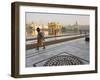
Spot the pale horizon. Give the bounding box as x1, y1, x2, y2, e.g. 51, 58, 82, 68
26, 12, 90, 26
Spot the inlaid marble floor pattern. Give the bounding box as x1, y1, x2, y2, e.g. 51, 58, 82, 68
26, 38, 89, 67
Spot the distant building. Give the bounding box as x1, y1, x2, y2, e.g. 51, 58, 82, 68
26, 22, 49, 37
65, 21, 79, 33
79, 25, 89, 34
26, 22, 38, 37
48, 22, 62, 35
73, 21, 79, 30
26, 21, 89, 37
26, 21, 62, 37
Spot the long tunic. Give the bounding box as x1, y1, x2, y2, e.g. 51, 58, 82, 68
37, 32, 44, 46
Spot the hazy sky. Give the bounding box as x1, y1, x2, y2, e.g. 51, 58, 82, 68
26, 12, 90, 26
